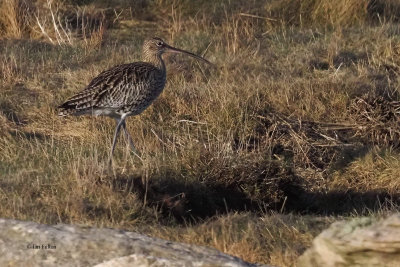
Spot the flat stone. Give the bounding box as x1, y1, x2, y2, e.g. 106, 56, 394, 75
0, 218, 270, 267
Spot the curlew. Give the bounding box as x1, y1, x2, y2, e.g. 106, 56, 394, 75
58, 37, 212, 165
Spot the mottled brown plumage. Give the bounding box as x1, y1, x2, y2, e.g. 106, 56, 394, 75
59, 62, 165, 117
58, 37, 212, 165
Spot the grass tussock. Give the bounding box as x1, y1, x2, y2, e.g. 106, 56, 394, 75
0, 0, 107, 49
0, 0, 35, 38
332, 148, 400, 194
1, 0, 400, 266
265, 0, 400, 28
266, 0, 368, 28
148, 213, 333, 266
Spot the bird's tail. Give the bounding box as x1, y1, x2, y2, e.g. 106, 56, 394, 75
58, 92, 95, 117
58, 106, 77, 117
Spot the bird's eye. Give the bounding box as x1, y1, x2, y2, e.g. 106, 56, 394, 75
156, 41, 163, 47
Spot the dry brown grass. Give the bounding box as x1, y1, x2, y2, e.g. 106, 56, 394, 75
147, 213, 333, 266
0, 0, 106, 50
265, 0, 368, 28
1, 0, 400, 266
265, 0, 400, 28
0, 0, 36, 38
332, 148, 400, 194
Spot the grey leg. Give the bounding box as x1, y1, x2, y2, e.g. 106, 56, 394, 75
121, 121, 137, 153
108, 118, 125, 165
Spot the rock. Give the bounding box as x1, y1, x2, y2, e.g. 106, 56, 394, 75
0, 218, 270, 267
298, 214, 400, 267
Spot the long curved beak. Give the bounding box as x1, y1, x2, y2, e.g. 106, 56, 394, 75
165, 44, 213, 66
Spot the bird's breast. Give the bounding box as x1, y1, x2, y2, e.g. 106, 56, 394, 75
124, 71, 166, 115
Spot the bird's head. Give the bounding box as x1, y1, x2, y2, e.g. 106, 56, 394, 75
142, 37, 212, 65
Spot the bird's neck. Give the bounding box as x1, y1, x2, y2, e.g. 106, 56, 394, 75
143, 53, 165, 71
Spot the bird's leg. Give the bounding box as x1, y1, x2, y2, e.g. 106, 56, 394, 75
121, 121, 143, 161
108, 118, 125, 166
121, 120, 136, 153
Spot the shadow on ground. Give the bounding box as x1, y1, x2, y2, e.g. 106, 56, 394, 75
111, 174, 256, 223
278, 178, 400, 215
109, 169, 400, 224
